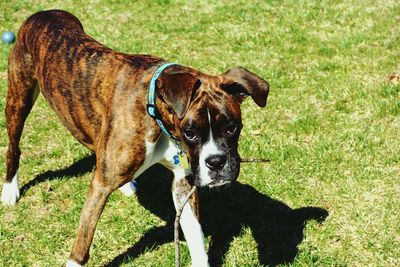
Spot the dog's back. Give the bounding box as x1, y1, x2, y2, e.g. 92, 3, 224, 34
17, 10, 103, 61
9, 10, 163, 149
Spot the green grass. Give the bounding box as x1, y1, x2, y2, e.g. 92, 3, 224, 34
1, 0, 400, 266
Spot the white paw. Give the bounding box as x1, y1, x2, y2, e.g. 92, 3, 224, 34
1, 174, 20, 206
118, 180, 137, 196
66, 259, 83, 267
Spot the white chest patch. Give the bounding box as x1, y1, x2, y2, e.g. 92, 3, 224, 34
119, 134, 188, 195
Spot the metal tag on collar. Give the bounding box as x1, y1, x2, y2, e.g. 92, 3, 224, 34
178, 152, 190, 169
173, 149, 190, 169
172, 141, 189, 169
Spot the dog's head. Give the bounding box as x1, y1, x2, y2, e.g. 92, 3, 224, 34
157, 65, 269, 187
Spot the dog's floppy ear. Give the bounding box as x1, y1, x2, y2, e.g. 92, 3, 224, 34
157, 69, 201, 119
220, 67, 269, 107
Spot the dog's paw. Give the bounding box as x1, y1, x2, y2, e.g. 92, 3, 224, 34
118, 180, 138, 196
66, 259, 82, 267
1, 174, 20, 206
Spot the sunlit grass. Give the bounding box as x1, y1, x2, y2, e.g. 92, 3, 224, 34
1, 1, 399, 266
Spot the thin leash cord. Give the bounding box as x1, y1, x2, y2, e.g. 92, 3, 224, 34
240, 158, 270, 163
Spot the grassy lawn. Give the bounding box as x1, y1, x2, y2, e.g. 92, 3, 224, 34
1, 0, 399, 266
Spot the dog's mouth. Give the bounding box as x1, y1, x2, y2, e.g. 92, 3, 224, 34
194, 171, 234, 188
206, 178, 231, 188
206, 166, 239, 188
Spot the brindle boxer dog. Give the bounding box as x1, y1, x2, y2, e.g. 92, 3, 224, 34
2, 10, 269, 266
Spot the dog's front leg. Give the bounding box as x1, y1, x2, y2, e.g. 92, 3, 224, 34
67, 167, 114, 266
172, 169, 209, 267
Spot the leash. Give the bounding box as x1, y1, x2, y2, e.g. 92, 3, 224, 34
147, 63, 189, 169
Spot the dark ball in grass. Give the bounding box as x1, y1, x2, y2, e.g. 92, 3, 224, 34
1, 31, 16, 44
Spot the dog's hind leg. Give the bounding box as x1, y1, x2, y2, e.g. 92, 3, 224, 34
1, 44, 39, 206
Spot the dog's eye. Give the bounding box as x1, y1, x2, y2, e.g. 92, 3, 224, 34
225, 124, 237, 136
183, 129, 199, 142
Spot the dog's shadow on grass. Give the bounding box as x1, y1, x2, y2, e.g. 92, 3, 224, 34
108, 164, 328, 267
22, 155, 328, 266
19, 154, 96, 196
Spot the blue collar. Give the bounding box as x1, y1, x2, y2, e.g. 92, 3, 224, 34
147, 63, 177, 140
147, 63, 190, 169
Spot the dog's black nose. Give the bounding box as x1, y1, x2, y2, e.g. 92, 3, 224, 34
205, 154, 227, 172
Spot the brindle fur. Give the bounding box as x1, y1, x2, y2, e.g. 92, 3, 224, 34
5, 10, 269, 265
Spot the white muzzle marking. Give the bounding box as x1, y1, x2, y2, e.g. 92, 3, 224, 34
198, 110, 224, 187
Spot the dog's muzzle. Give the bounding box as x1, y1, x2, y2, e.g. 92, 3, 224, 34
201, 152, 240, 187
